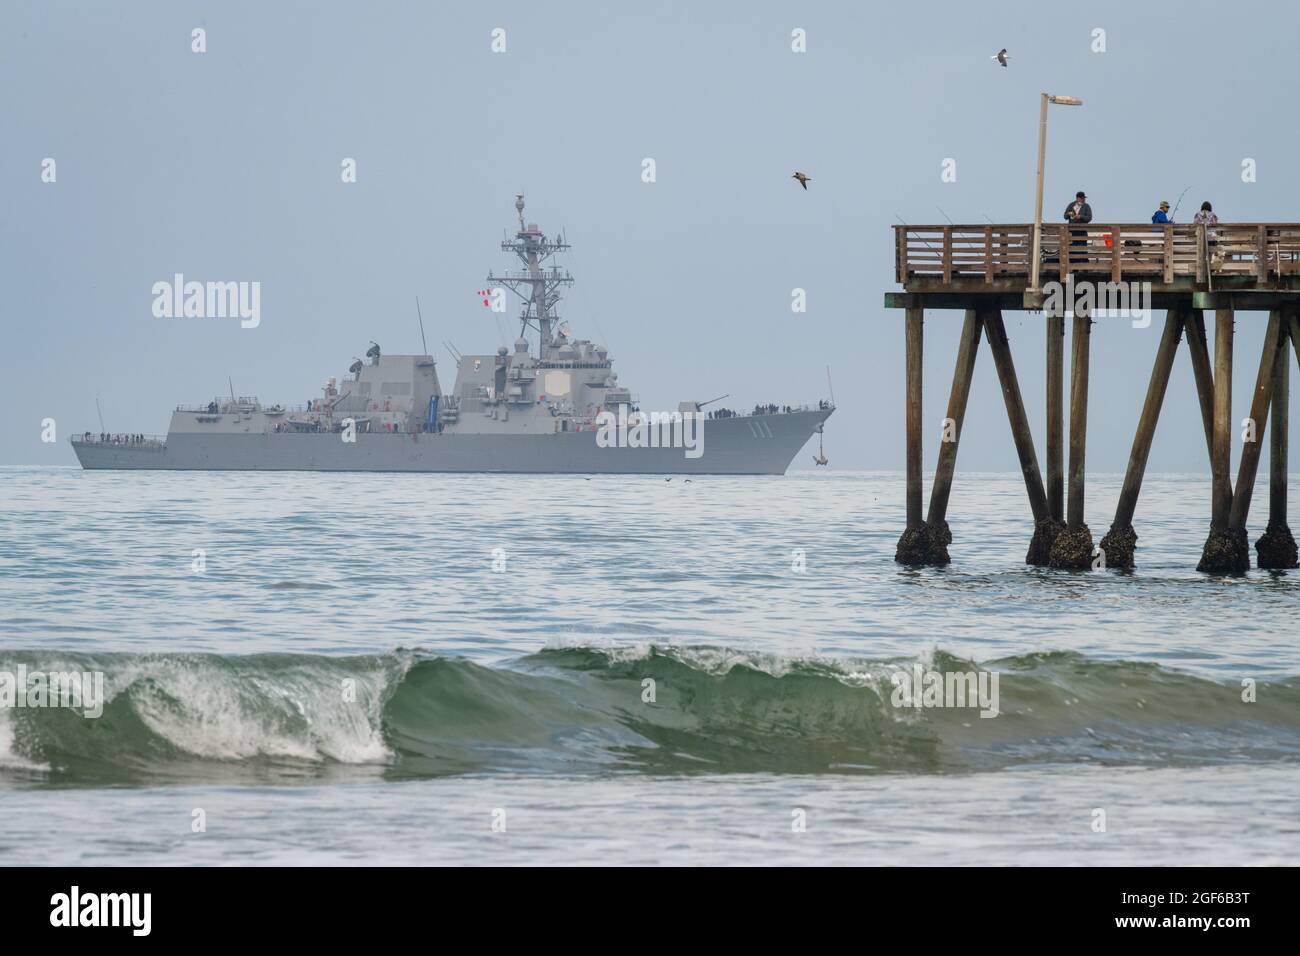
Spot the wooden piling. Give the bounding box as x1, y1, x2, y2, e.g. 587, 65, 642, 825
1268, 331, 1288, 523
1210, 310, 1234, 531
1197, 307, 1251, 573
1099, 311, 1183, 568
983, 311, 1049, 522
1046, 313, 1065, 524
1227, 311, 1283, 532
1066, 308, 1091, 528
1256, 311, 1298, 568
983, 310, 1054, 563
1291, 313, 1300, 380
896, 309, 980, 565
904, 308, 923, 529
926, 311, 983, 528
1048, 305, 1094, 568
1184, 310, 1217, 465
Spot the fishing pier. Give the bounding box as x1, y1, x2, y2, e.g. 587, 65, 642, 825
887, 222, 1300, 572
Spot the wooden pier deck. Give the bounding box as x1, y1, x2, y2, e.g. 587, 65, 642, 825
885, 222, 1300, 573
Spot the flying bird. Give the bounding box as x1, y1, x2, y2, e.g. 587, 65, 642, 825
792, 172, 811, 190
993, 48, 1009, 67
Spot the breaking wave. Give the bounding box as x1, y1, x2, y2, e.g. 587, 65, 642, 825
2, 646, 1297, 786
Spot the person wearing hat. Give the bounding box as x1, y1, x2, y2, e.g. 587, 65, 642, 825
1151, 200, 1172, 224
1063, 191, 1092, 224
1063, 191, 1092, 260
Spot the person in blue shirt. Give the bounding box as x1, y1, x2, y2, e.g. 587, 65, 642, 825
1151, 200, 1172, 223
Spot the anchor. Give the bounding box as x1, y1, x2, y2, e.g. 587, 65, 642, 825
814, 366, 833, 465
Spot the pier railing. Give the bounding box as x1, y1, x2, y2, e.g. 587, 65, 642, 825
895, 223, 1300, 287
72, 434, 166, 447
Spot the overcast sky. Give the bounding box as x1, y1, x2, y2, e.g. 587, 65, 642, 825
3, 0, 1297, 473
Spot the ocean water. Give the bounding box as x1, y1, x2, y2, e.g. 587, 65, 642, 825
1, 466, 1298, 865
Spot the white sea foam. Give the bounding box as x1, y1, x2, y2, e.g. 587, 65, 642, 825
0, 707, 51, 773
116, 656, 397, 764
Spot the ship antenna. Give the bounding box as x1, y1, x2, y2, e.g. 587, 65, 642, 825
415, 296, 430, 356
492, 193, 575, 362
826, 365, 836, 406
95, 397, 106, 434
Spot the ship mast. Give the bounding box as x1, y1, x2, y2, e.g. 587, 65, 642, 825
486, 194, 573, 362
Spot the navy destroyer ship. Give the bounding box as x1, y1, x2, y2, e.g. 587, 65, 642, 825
72, 196, 832, 474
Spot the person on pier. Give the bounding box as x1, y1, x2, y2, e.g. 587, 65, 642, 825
1063, 190, 1092, 263
1063, 190, 1092, 224
1194, 202, 1221, 262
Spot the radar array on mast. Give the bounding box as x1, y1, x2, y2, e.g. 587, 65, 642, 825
485, 194, 574, 360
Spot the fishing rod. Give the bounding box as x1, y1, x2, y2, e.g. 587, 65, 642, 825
1170, 185, 1192, 221
895, 213, 939, 252
939, 206, 996, 226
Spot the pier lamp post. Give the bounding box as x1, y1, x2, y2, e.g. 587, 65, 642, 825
1030, 93, 1083, 293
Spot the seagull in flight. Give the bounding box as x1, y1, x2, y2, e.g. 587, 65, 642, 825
792, 172, 811, 190
993, 48, 1009, 68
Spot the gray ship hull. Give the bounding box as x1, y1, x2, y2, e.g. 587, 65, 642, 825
72, 409, 831, 475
